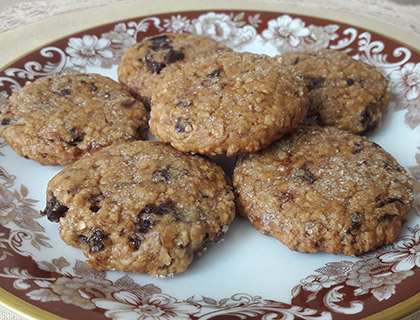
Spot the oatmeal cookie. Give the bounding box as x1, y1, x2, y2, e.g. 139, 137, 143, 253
150, 51, 308, 156
276, 49, 389, 134
0, 73, 148, 166
233, 126, 413, 256
117, 33, 231, 107
41, 140, 235, 276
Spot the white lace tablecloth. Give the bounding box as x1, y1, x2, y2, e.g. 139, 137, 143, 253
0, 1, 419, 319
0, 0, 419, 35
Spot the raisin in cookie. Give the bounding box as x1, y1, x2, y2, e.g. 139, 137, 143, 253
41, 140, 235, 276
0, 73, 148, 166
276, 50, 389, 134
117, 33, 231, 107
150, 51, 308, 156
233, 126, 413, 256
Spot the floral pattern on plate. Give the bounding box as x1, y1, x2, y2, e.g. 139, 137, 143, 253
0, 10, 419, 320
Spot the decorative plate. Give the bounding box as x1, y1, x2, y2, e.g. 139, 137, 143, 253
1, 7, 420, 320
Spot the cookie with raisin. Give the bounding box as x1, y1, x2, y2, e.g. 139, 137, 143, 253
42, 140, 235, 277
117, 33, 231, 107
150, 51, 308, 156
276, 49, 389, 134
233, 125, 413, 255
0, 73, 148, 166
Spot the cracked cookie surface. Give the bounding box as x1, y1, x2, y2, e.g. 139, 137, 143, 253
150, 51, 308, 156
277, 49, 389, 134
42, 140, 235, 276
233, 125, 413, 255
0, 73, 148, 166
117, 33, 231, 107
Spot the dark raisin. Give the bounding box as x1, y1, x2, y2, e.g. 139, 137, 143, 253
156, 200, 176, 215
89, 83, 98, 92
135, 201, 178, 232
176, 99, 192, 108
199, 191, 210, 199
81, 81, 97, 92
277, 192, 293, 208
359, 106, 372, 127
87, 193, 103, 211
139, 201, 176, 216
145, 56, 166, 74
200, 233, 213, 248
214, 228, 226, 241
1, 119, 10, 126
352, 143, 363, 154
208, 69, 221, 77
293, 57, 300, 65
304, 76, 326, 90
68, 128, 84, 146
315, 238, 325, 248
175, 118, 192, 133
87, 193, 102, 201
197, 228, 225, 252
351, 212, 362, 224
139, 204, 157, 215
299, 165, 316, 184
88, 228, 106, 253
121, 101, 136, 108
347, 79, 354, 86
376, 197, 405, 208
347, 212, 363, 233
303, 169, 316, 183
152, 168, 172, 183
139, 199, 178, 220
41, 196, 69, 222
378, 213, 396, 222
78, 235, 88, 244
90, 205, 100, 213
165, 49, 184, 64
58, 88, 71, 96
221, 83, 228, 89
69, 137, 83, 146
148, 35, 170, 49
383, 161, 402, 172
346, 222, 361, 234
195, 233, 211, 254
87, 143, 96, 152
128, 234, 142, 250
134, 215, 152, 233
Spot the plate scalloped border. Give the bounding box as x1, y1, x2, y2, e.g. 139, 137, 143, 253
1, 1, 420, 319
